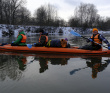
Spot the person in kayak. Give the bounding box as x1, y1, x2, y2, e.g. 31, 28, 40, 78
11, 28, 27, 46
34, 29, 48, 47
79, 28, 110, 50
46, 38, 70, 48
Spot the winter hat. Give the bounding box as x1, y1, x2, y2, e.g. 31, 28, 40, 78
92, 28, 98, 33
65, 38, 68, 41
19, 27, 24, 33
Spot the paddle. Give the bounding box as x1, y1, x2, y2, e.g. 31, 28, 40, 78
26, 44, 32, 49
70, 67, 88, 75
27, 58, 36, 64
70, 30, 108, 48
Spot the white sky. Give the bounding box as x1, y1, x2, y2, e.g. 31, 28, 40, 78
26, 0, 110, 21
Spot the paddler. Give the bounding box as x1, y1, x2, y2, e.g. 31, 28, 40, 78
34, 29, 48, 47
79, 28, 110, 50
11, 27, 27, 46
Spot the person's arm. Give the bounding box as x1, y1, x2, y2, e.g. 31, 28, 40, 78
99, 34, 110, 45
86, 37, 92, 42
99, 34, 110, 50
14, 35, 23, 44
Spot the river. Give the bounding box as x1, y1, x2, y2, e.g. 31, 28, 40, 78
0, 33, 110, 93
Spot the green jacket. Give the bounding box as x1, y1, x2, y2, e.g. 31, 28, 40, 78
14, 31, 27, 46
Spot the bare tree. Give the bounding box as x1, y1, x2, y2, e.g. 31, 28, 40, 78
0, 0, 4, 24
16, 6, 31, 25
34, 4, 60, 26
34, 5, 47, 26
46, 4, 57, 26
74, 3, 99, 28
2, 0, 25, 25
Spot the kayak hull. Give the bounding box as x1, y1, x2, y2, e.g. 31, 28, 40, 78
0, 44, 110, 55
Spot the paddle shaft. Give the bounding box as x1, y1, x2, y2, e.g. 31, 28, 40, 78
70, 66, 88, 75
81, 36, 108, 48
70, 30, 108, 49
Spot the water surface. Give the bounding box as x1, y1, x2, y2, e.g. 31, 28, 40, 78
0, 34, 110, 93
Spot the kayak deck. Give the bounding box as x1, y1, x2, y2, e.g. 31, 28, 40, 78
0, 44, 110, 55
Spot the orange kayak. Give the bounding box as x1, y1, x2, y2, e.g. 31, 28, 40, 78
0, 44, 110, 55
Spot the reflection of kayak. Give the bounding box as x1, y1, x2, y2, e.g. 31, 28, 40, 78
0, 51, 110, 59
0, 44, 110, 55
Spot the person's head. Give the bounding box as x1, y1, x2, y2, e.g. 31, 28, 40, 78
92, 28, 98, 34
19, 29, 23, 33
19, 27, 24, 33
39, 29, 44, 35
65, 38, 68, 41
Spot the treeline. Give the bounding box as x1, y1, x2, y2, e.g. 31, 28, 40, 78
68, 3, 110, 31
0, 0, 110, 30
0, 0, 65, 27
0, 0, 31, 25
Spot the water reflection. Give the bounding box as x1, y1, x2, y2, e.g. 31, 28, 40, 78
39, 57, 69, 73
85, 57, 110, 79
17, 56, 27, 71
39, 57, 48, 73
70, 56, 110, 79
0, 53, 70, 81
0, 55, 23, 81
0, 52, 110, 81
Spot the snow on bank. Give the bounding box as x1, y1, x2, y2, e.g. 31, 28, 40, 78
0, 24, 110, 38
0, 24, 75, 37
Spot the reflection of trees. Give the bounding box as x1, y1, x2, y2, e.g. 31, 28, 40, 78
0, 55, 25, 81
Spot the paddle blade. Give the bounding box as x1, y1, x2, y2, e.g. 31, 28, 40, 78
70, 68, 81, 75
70, 30, 81, 37
27, 44, 32, 49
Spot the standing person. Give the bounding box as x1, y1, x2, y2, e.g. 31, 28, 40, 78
34, 29, 48, 47
11, 28, 27, 46
79, 28, 110, 50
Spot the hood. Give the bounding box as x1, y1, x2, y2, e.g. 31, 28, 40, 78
19, 31, 25, 35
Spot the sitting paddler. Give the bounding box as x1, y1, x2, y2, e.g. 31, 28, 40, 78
46, 38, 70, 48
34, 29, 48, 47
11, 28, 27, 46
78, 28, 110, 50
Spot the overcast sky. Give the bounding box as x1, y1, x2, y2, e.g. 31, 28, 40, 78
26, 0, 110, 21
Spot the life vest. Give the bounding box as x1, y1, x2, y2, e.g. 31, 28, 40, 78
91, 34, 102, 45
17, 34, 27, 43
39, 35, 48, 44
21, 58, 27, 65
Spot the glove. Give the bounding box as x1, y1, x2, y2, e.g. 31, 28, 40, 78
34, 43, 36, 46
12, 41, 14, 43
89, 39, 93, 42
108, 43, 110, 50
108, 46, 110, 50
